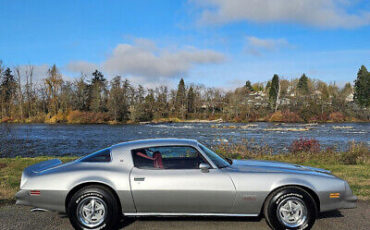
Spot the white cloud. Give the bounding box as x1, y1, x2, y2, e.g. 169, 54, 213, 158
245, 36, 291, 55
67, 39, 225, 84
13, 64, 50, 84
192, 0, 370, 28
66, 61, 98, 74
14, 64, 76, 84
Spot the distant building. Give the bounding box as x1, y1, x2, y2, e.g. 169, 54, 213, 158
345, 93, 354, 102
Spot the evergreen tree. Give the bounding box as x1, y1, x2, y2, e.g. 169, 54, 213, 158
265, 81, 271, 93
269, 74, 279, 109
0, 68, 18, 117
1, 68, 17, 102
245, 80, 254, 92
136, 89, 155, 121
297, 74, 309, 95
187, 86, 195, 113
89, 70, 107, 112
175, 78, 186, 118
354, 65, 370, 107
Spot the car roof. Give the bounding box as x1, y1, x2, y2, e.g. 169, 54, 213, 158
111, 138, 199, 150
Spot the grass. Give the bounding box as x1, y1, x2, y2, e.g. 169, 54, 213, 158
214, 141, 369, 200
0, 145, 369, 206
0, 156, 76, 205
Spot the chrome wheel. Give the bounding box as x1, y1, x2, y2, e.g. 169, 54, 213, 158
77, 196, 107, 228
277, 197, 307, 228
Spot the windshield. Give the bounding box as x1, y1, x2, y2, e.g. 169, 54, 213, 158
199, 144, 230, 168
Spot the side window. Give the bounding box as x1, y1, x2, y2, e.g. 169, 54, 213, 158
131, 146, 207, 170
81, 148, 111, 162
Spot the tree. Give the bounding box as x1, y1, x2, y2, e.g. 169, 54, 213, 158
245, 80, 254, 92
269, 74, 279, 110
107, 76, 130, 121
297, 74, 309, 95
341, 82, 352, 97
44, 65, 63, 115
130, 85, 145, 121
135, 89, 155, 121
14, 67, 24, 120
89, 70, 107, 112
265, 81, 271, 93
0, 68, 18, 117
24, 65, 35, 117
187, 86, 195, 114
175, 78, 186, 118
155, 86, 168, 118
354, 65, 369, 107
73, 75, 89, 111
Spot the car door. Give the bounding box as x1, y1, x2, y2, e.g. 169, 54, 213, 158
129, 145, 236, 214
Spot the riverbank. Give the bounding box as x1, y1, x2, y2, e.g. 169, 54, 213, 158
1, 113, 369, 125
1, 146, 369, 205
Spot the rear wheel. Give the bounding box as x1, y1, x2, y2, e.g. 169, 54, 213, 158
263, 186, 317, 230
67, 185, 120, 230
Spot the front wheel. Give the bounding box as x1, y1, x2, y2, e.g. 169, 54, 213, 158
67, 185, 120, 230
263, 186, 317, 230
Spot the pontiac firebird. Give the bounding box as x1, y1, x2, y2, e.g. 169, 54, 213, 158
16, 139, 357, 230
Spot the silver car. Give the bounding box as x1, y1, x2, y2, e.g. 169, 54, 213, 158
16, 138, 357, 230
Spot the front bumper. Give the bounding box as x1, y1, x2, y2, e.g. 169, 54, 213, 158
340, 194, 357, 209
340, 181, 357, 209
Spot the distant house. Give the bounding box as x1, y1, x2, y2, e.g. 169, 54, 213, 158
345, 93, 354, 102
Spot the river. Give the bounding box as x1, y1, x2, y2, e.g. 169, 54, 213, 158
0, 122, 368, 157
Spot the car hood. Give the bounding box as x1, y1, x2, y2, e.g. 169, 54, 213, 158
228, 159, 332, 176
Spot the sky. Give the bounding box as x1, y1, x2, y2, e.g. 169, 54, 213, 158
0, 0, 369, 89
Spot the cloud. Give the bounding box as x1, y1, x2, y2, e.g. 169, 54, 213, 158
13, 64, 50, 84
67, 39, 225, 84
192, 0, 370, 28
245, 36, 291, 56
66, 61, 98, 74
14, 64, 76, 84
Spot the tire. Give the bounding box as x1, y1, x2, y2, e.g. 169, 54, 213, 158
263, 186, 317, 230
67, 185, 120, 230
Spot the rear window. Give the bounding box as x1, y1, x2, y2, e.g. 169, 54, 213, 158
81, 148, 111, 162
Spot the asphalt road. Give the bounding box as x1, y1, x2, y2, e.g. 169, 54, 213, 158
0, 201, 369, 230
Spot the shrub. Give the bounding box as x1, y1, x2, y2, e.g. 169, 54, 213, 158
282, 110, 302, 122
1, 117, 12, 123
290, 138, 320, 153
269, 111, 283, 122
340, 141, 369, 165
45, 112, 66, 123
329, 112, 345, 122
66, 110, 84, 123
66, 111, 111, 124
233, 116, 243, 123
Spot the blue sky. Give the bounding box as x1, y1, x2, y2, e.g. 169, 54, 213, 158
0, 0, 369, 88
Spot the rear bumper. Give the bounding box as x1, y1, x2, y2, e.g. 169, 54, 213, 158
15, 189, 67, 213
15, 189, 32, 206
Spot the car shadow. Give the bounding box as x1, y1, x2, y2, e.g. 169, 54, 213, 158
118, 210, 345, 229
118, 216, 263, 228
318, 210, 344, 219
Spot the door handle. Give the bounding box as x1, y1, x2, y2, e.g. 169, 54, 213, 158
134, 177, 145, 181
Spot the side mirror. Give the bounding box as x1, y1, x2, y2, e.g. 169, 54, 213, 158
199, 163, 211, 173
